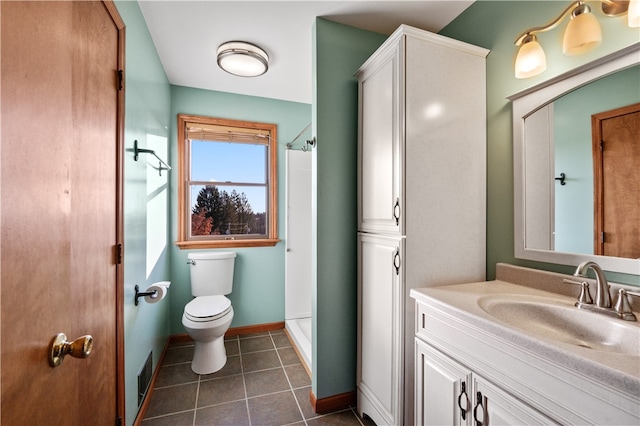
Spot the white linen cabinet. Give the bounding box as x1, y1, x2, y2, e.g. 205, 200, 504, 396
356, 25, 488, 425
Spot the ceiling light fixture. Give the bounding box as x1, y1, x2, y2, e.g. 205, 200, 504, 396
514, 1, 634, 79
217, 41, 269, 77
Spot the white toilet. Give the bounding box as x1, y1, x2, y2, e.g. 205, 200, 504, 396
182, 251, 236, 374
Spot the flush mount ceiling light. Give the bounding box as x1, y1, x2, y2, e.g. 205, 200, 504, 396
514, 0, 635, 79
217, 41, 269, 77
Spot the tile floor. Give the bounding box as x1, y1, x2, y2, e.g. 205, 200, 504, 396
141, 329, 375, 426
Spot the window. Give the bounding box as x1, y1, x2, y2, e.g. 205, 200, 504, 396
176, 114, 279, 248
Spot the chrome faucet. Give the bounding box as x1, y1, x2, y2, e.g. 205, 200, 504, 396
565, 261, 640, 321
574, 261, 611, 308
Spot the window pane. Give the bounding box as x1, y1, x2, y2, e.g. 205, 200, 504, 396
190, 184, 267, 237
191, 140, 266, 183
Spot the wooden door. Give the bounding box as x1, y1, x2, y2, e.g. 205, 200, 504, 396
1, 2, 124, 424
592, 103, 640, 258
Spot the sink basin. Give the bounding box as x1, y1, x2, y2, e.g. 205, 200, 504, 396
477, 294, 640, 356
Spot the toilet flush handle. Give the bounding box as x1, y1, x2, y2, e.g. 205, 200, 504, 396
187, 260, 196, 265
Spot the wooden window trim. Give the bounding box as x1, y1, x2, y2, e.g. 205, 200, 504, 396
176, 113, 279, 249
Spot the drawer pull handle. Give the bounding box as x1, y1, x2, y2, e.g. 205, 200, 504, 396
473, 391, 485, 426
393, 249, 401, 275
393, 198, 400, 226
457, 382, 468, 420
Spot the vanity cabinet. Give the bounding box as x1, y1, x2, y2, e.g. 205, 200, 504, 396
356, 25, 489, 425
416, 339, 555, 425
412, 283, 640, 426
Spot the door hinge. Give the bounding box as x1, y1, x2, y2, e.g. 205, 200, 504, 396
600, 141, 604, 151
115, 243, 123, 265
117, 69, 124, 91
601, 232, 605, 244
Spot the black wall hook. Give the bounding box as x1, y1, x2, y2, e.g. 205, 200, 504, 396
134, 284, 158, 306
555, 172, 566, 185
133, 140, 172, 176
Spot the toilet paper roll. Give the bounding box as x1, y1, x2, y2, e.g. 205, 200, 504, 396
144, 284, 168, 304
154, 280, 171, 289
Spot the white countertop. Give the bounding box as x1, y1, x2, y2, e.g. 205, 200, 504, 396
411, 280, 640, 397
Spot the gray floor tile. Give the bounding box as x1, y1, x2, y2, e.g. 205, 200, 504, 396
240, 336, 275, 353
244, 368, 290, 398
306, 409, 364, 426
241, 349, 281, 372
285, 364, 311, 388
141, 410, 194, 426
144, 330, 330, 425
271, 333, 292, 348
239, 331, 269, 339
247, 390, 304, 425
197, 375, 246, 407
201, 354, 242, 380
226, 339, 240, 356
155, 363, 199, 388
195, 400, 250, 426
163, 345, 195, 365
144, 383, 198, 418
278, 347, 301, 366
293, 386, 319, 420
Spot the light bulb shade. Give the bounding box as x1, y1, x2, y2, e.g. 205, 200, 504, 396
629, 0, 640, 27
217, 41, 269, 77
515, 38, 547, 79
562, 11, 602, 56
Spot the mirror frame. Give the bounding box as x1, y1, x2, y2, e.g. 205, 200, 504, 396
509, 42, 640, 275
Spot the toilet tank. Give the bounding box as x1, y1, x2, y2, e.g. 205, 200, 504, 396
187, 251, 236, 296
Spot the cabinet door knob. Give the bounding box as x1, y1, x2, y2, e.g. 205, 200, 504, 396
457, 381, 469, 420
473, 391, 485, 426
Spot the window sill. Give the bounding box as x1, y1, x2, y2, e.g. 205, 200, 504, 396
175, 239, 280, 250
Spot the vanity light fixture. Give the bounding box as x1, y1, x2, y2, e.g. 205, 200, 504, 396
514, 0, 634, 79
629, 0, 640, 26
217, 41, 269, 77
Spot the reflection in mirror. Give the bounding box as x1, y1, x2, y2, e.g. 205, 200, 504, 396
524, 65, 640, 258
510, 43, 640, 275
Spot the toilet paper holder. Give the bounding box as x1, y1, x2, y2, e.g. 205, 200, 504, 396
134, 284, 157, 306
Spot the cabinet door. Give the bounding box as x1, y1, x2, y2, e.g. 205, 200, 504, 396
357, 39, 403, 235
472, 376, 558, 426
416, 340, 472, 426
357, 233, 403, 425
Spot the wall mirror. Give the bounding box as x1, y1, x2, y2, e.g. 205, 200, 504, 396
509, 42, 640, 275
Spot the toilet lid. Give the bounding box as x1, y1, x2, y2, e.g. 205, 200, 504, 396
184, 296, 232, 322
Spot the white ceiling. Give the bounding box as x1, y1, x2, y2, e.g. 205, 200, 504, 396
138, 1, 474, 104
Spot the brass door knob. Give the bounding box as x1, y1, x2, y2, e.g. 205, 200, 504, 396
48, 333, 93, 368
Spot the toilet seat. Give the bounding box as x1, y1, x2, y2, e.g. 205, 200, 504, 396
184, 296, 232, 322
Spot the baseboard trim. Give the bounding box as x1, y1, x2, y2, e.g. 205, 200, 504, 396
310, 389, 357, 414
170, 321, 286, 343
226, 321, 285, 337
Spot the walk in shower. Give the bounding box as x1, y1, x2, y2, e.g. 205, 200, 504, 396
285, 146, 312, 371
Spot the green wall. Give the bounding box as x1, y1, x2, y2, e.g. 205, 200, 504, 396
115, 2, 172, 425
440, 0, 640, 284
168, 86, 311, 333
312, 18, 387, 399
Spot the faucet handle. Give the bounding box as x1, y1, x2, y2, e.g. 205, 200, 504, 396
614, 289, 640, 321
563, 279, 593, 305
